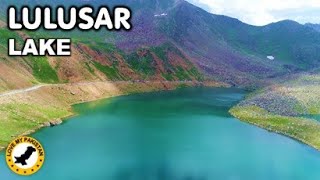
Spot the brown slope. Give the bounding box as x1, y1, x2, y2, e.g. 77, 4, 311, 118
0, 31, 208, 93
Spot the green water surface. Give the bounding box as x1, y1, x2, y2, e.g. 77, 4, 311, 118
304, 114, 320, 122
1, 88, 320, 180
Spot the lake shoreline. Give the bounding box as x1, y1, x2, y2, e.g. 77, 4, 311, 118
235, 115, 320, 151
4, 87, 320, 179
0, 81, 227, 152
230, 106, 320, 151
2, 81, 320, 153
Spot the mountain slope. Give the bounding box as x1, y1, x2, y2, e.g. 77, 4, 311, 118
0, 0, 209, 93
1, 0, 320, 88
0, 30, 205, 93
104, 0, 320, 85
230, 71, 320, 150
154, 2, 320, 74
306, 23, 320, 32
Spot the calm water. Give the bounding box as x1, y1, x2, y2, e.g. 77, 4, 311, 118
1, 88, 320, 180
304, 115, 320, 122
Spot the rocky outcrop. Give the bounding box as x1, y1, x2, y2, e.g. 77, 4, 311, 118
43, 119, 63, 127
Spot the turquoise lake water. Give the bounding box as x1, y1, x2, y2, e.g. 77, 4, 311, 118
1, 88, 320, 179
304, 115, 320, 121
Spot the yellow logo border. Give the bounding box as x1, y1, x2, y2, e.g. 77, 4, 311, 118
5, 136, 45, 176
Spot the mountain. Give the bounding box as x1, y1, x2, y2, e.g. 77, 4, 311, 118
306, 23, 320, 32
0, 0, 205, 92
0, 0, 320, 89
0, 28, 204, 92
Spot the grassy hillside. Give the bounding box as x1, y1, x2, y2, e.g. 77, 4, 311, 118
121, 0, 285, 85
146, 0, 320, 85
0, 27, 206, 93
230, 106, 320, 150
231, 72, 320, 150
212, 19, 320, 68
237, 73, 320, 116
2, 0, 320, 87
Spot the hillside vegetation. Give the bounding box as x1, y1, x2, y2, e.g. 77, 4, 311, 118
3, 0, 320, 87
0, 28, 205, 93
231, 72, 320, 150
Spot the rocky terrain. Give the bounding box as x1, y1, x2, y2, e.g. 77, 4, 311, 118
3, 0, 320, 88
231, 72, 320, 150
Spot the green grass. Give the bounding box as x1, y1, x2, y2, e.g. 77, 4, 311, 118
0, 28, 24, 55
0, 28, 59, 84
230, 105, 320, 150
150, 43, 192, 66
0, 29, 23, 46
189, 67, 204, 81
162, 73, 175, 81
177, 83, 191, 89
0, 103, 69, 145
81, 41, 118, 54
92, 62, 122, 80
175, 66, 191, 80
85, 62, 95, 74
126, 52, 155, 77
151, 46, 168, 62
30, 57, 59, 83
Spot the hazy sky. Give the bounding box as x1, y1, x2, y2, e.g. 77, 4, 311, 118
187, 0, 320, 26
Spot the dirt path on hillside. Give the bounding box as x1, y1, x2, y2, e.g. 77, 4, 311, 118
0, 85, 46, 97
0, 81, 203, 97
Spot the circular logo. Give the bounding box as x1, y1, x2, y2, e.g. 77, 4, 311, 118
5, 136, 45, 176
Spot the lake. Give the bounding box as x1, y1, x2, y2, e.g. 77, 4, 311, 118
1, 88, 320, 179
304, 114, 320, 122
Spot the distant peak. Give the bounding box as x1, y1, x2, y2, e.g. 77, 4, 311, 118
264, 20, 302, 28
273, 20, 300, 25
305, 23, 320, 32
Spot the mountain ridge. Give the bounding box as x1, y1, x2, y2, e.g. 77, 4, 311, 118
0, 0, 320, 88
306, 23, 320, 32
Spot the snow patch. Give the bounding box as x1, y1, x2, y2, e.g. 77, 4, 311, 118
267, 56, 275, 60
154, 13, 168, 17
